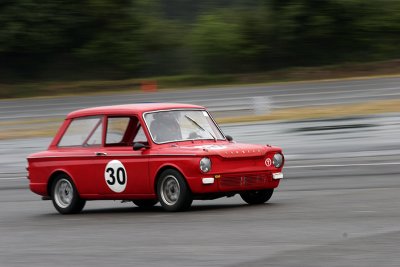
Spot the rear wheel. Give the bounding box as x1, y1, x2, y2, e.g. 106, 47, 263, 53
51, 174, 86, 214
132, 199, 158, 208
157, 169, 192, 212
240, 189, 274, 205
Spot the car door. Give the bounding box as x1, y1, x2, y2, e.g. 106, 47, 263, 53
56, 115, 106, 196
98, 116, 150, 196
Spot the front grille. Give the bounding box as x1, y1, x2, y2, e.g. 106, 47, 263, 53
219, 172, 272, 188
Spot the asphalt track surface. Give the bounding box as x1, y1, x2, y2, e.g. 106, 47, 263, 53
1, 111, 400, 266
0, 114, 400, 267
2, 76, 400, 120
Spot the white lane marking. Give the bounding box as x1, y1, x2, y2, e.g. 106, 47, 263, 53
273, 89, 400, 103
286, 162, 400, 169
270, 86, 400, 100
0, 113, 68, 120
0, 177, 26, 180
354, 210, 376, 213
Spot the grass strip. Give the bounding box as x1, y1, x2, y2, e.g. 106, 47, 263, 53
217, 99, 400, 124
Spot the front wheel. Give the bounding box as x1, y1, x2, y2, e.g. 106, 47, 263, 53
51, 174, 86, 214
157, 169, 192, 212
240, 189, 274, 205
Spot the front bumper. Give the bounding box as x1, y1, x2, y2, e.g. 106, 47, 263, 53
189, 171, 282, 194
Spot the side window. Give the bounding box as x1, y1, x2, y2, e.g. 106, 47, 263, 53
58, 117, 102, 147
106, 117, 130, 145
133, 125, 147, 143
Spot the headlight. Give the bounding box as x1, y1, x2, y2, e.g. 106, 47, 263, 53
200, 157, 212, 173
273, 153, 283, 168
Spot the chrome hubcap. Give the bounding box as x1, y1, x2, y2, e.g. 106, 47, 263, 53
160, 175, 180, 206
54, 179, 73, 208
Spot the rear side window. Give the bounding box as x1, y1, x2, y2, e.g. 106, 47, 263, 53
58, 117, 102, 147
106, 117, 131, 144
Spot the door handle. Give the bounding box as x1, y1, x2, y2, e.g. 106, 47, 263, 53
95, 152, 107, 156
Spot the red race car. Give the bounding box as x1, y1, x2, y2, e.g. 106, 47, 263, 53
27, 103, 284, 214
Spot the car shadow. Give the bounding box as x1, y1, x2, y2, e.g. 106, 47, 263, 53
33, 202, 281, 217
79, 204, 244, 214
79, 202, 279, 214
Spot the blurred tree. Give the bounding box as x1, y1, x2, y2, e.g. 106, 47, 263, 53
0, 0, 178, 79
134, 0, 187, 75
0, 0, 85, 78
352, 0, 400, 59
2, 0, 400, 81
236, 6, 274, 70
267, 0, 400, 65
267, 0, 360, 65
188, 10, 245, 73
74, 0, 144, 73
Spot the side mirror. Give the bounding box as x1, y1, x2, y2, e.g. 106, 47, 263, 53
226, 135, 233, 142
133, 142, 148, 151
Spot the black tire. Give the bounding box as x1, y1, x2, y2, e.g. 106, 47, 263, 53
157, 169, 193, 212
240, 189, 274, 205
132, 199, 158, 208
51, 173, 86, 214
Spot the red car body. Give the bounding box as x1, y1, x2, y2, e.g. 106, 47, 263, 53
27, 103, 284, 213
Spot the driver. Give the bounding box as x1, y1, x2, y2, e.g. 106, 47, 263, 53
150, 112, 182, 142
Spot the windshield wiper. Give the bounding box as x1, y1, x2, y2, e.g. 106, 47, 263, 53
185, 115, 216, 141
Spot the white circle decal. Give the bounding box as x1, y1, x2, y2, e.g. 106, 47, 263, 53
104, 160, 127, 193
265, 158, 272, 167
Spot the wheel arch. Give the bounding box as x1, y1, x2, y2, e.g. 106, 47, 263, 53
153, 164, 191, 194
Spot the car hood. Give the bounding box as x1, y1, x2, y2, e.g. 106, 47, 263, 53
156, 142, 280, 158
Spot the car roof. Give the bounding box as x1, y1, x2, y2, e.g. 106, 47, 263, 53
66, 103, 205, 119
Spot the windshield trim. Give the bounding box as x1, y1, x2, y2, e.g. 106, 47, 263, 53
142, 108, 226, 145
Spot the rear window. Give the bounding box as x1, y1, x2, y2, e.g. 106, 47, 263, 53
58, 116, 102, 147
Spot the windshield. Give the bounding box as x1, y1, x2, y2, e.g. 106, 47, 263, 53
144, 109, 225, 143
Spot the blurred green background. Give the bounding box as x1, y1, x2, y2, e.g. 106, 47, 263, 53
1, 0, 400, 96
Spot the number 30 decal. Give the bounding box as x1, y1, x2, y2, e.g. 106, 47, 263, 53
104, 160, 127, 193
